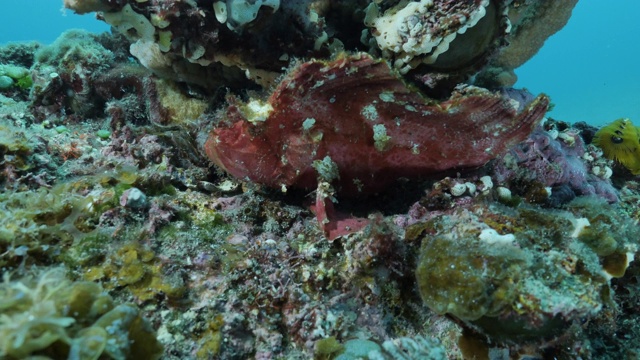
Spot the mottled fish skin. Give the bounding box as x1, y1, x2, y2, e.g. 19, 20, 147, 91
205, 53, 549, 194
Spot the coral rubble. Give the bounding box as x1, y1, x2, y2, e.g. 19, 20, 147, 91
2, 0, 639, 359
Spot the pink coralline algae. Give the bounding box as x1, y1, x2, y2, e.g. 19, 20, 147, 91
205, 53, 549, 194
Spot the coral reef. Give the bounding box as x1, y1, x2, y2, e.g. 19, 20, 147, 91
0, 1, 638, 359
62, 0, 577, 94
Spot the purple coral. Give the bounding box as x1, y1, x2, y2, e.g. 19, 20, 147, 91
493, 128, 618, 203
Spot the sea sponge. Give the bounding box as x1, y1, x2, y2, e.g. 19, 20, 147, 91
103, 4, 155, 41
592, 118, 640, 175
63, 0, 112, 14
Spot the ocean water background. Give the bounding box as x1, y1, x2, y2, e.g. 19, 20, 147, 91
1, 1, 638, 127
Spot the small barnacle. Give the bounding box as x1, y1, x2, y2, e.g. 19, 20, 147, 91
592, 118, 640, 174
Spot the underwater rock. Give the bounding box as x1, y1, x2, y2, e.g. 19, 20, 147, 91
415, 197, 639, 346
120, 187, 148, 209
63, 0, 576, 94
30, 30, 117, 120
205, 53, 549, 193
477, 0, 579, 87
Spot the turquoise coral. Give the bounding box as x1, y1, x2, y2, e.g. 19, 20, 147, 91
0, 64, 31, 90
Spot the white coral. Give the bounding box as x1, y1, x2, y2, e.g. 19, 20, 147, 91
366, 0, 491, 72
214, 0, 280, 31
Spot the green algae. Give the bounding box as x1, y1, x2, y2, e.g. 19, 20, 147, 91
196, 314, 225, 358
96, 129, 111, 139
0, 163, 163, 269
416, 235, 526, 321
0, 268, 162, 359
0, 180, 115, 263
0, 64, 31, 91
85, 242, 186, 302
314, 336, 345, 360
415, 199, 640, 342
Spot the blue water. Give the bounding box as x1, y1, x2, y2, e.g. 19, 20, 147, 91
0, 2, 109, 44
514, 0, 640, 126
1, 1, 638, 126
